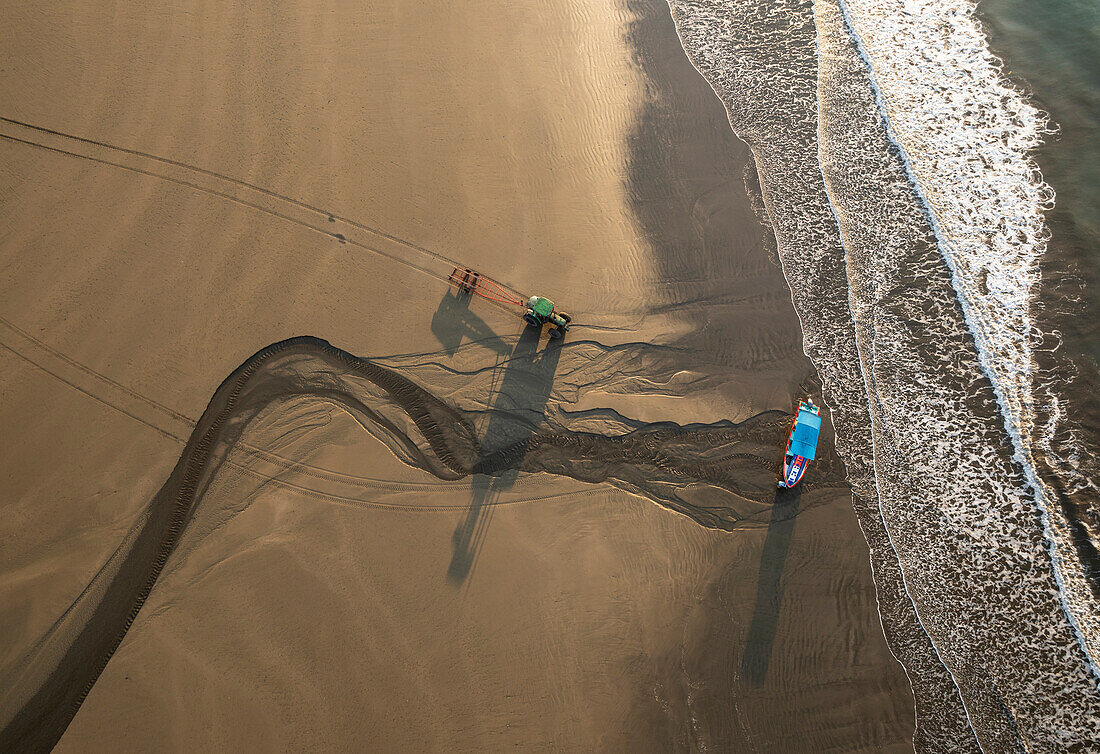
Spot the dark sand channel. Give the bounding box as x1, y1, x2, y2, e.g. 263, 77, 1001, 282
1, 0, 913, 750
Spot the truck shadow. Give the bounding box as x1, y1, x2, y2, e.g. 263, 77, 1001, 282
740, 485, 801, 686
447, 325, 563, 583
431, 289, 512, 356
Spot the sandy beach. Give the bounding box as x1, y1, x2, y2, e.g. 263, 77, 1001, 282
2, 0, 914, 750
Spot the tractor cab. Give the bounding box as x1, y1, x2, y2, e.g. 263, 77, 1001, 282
445, 267, 574, 340
524, 296, 572, 339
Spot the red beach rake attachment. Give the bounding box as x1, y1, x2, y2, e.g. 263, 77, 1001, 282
448, 268, 525, 307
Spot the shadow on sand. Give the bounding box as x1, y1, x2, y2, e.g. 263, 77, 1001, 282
741, 486, 801, 686
431, 289, 512, 356
447, 325, 563, 583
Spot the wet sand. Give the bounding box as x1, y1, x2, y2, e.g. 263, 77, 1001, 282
1, 0, 913, 750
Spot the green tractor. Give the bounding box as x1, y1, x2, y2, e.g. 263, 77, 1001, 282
523, 295, 572, 339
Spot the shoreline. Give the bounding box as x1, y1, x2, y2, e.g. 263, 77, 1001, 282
2, 0, 916, 749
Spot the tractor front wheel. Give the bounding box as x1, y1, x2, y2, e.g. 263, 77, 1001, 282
548, 325, 564, 339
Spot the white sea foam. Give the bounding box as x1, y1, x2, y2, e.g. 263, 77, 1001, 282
835, 0, 1052, 437
835, 0, 1100, 674
667, 0, 1100, 746
815, 0, 1100, 745
666, 0, 980, 746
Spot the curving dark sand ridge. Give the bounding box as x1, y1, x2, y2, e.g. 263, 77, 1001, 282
0, 335, 840, 752
2, 0, 918, 748
0, 337, 472, 752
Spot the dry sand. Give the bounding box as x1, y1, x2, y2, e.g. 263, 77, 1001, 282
1, 0, 914, 750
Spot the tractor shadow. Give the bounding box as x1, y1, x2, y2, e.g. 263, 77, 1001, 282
740, 485, 801, 686
447, 325, 563, 584
431, 290, 511, 356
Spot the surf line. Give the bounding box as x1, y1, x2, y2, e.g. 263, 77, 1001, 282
832, 0, 1100, 685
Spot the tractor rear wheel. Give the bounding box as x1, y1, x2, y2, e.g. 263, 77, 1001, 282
523, 311, 541, 327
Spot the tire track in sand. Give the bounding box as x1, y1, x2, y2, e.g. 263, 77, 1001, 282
0, 116, 532, 317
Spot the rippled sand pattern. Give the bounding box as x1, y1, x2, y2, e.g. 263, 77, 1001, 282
1, 0, 914, 749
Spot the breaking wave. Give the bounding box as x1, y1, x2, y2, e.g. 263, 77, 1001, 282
835, 0, 1100, 679
838, 0, 1054, 438
668, 0, 1100, 748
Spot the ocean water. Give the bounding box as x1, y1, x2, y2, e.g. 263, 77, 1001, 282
666, 0, 1100, 750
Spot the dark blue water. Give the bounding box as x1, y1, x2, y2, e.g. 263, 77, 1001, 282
983, 0, 1100, 336
985, 0, 1100, 607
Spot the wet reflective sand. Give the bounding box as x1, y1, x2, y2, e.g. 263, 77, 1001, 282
1, 0, 914, 749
